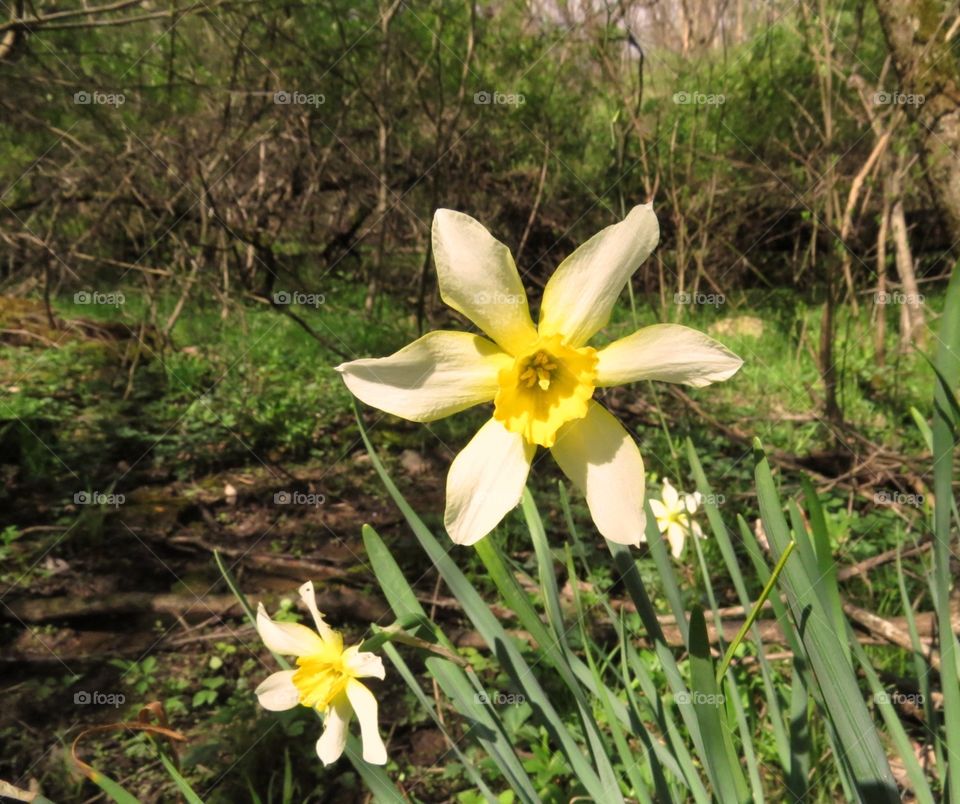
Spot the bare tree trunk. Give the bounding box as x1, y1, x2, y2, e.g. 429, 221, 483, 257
364, 0, 401, 315
889, 164, 927, 350
873, 0, 960, 245
874, 192, 889, 366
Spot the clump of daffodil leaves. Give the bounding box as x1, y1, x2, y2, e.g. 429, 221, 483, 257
338, 204, 742, 546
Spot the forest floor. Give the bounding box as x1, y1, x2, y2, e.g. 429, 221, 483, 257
0, 288, 945, 801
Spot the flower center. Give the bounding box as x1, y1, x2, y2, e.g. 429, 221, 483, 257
665, 510, 686, 527
493, 334, 597, 448
292, 638, 352, 710
519, 351, 558, 391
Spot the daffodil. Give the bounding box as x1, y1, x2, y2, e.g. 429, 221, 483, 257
254, 581, 387, 766
338, 204, 742, 546
649, 478, 704, 558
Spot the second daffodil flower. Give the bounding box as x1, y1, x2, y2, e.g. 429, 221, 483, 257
649, 478, 704, 558
338, 204, 742, 546
254, 581, 388, 766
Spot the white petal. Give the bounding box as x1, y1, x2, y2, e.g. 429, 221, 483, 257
298, 581, 337, 643
648, 498, 667, 522
337, 330, 510, 422
596, 324, 743, 388
346, 649, 386, 680
256, 602, 324, 657
692, 521, 705, 540
539, 204, 659, 347
432, 209, 538, 355
346, 680, 388, 765
316, 699, 351, 766
444, 419, 535, 546
255, 670, 300, 711
550, 402, 646, 546
667, 522, 686, 558
684, 493, 700, 514
661, 479, 679, 509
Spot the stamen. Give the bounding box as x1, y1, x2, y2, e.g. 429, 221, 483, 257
521, 350, 556, 391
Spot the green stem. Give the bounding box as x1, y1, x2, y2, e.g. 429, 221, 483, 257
715, 540, 795, 684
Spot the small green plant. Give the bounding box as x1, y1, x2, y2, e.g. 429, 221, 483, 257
110, 656, 159, 698
0, 525, 22, 562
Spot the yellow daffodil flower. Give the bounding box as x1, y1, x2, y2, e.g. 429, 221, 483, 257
338, 204, 741, 546
649, 478, 704, 557
254, 581, 387, 766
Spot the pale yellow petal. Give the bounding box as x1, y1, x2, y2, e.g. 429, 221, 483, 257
661, 479, 680, 509
596, 324, 743, 388
346, 649, 386, 680
539, 204, 659, 347
444, 419, 535, 546
316, 697, 351, 766
336, 331, 510, 422
432, 209, 538, 354
667, 522, 686, 558
346, 680, 388, 765
255, 670, 299, 711
298, 581, 337, 643
550, 402, 646, 546
256, 602, 324, 657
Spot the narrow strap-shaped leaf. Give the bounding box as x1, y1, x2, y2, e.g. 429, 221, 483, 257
754, 442, 899, 802
619, 630, 712, 802
382, 642, 500, 803
355, 413, 608, 800
688, 441, 791, 770
565, 552, 651, 803
688, 606, 750, 803
848, 638, 936, 804
801, 478, 847, 660
895, 547, 944, 774
643, 502, 689, 644
930, 265, 960, 803
607, 540, 706, 757
158, 753, 205, 804
361, 525, 539, 803
786, 655, 810, 801
343, 734, 406, 804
